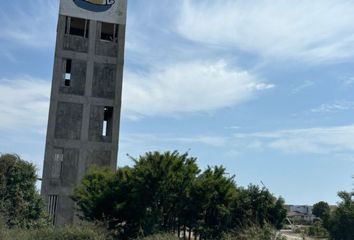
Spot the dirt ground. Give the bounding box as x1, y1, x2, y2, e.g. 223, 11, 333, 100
280, 230, 323, 240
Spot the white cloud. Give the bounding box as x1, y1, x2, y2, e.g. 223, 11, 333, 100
121, 133, 226, 148
342, 77, 354, 87
178, 0, 354, 63
0, 0, 57, 48
0, 77, 50, 131
311, 101, 354, 113
118, 133, 227, 165
118, 125, 354, 162
234, 125, 354, 154
292, 81, 315, 94
122, 60, 273, 118
165, 136, 226, 147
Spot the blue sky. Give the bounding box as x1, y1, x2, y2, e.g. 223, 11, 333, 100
1, 0, 354, 205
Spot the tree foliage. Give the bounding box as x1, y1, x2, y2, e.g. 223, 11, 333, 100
231, 185, 286, 230
73, 151, 287, 239
315, 177, 354, 240
0, 154, 47, 228
312, 201, 330, 221
189, 166, 236, 239
326, 191, 354, 240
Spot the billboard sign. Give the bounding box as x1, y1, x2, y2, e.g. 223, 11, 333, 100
73, 0, 115, 12
60, 0, 126, 24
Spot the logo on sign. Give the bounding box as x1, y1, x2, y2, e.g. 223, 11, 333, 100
73, 0, 115, 12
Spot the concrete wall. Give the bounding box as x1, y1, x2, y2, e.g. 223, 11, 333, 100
86, 150, 111, 168
54, 102, 83, 140
95, 41, 118, 57
59, 59, 87, 96
56, 195, 75, 226
61, 148, 80, 187
92, 63, 117, 99
63, 35, 89, 53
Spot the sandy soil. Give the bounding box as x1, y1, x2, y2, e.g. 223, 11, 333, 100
280, 230, 316, 240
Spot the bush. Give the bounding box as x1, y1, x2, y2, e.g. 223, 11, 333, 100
0, 225, 108, 240
307, 222, 329, 238
73, 151, 287, 240
0, 154, 48, 228
326, 191, 354, 239
140, 233, 179, 240
223, 225, 286, 240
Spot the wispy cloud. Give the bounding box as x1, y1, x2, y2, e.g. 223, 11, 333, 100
0, 77, 50, 131
121, 133, 226, 148
341, 76, 354, 87
165, 136, 226, 147
234, 125, 354, 154
311, 101, 354, 113
292, 80, 315, 94
122, 60, 273, 118
118, 133, 227, 164
0, 49, 18, 63
177, 0, 354, 63
121, 124, 354, 156
0, 0, 57, 48
118, 124, 354, 164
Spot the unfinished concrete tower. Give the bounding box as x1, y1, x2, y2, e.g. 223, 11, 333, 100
41, 0, 127, 225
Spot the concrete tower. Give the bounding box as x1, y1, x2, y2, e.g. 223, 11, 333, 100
41, 0, 127, 225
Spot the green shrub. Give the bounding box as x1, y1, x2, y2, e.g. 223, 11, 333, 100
307, 222, 329, 238
0, 225, 108, 240
140, 233, 179, 240
73, 152, 287, 240
223, 225, 286, 240
0, 154, 48, 228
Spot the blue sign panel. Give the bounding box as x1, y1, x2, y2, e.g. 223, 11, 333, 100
73, 0, 115, 12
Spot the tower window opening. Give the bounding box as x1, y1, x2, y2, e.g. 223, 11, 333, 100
48, 195, 58, 225
52, 149, 63, 179
66, 17, 89, 38
102, 107, 113, 137
100, 22, 118, 42
64, 59, 72, 86
102, 120, 108, 137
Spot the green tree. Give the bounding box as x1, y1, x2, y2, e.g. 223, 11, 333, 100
190, 166, 237, 240
0, 154, 46, 228
269, 197, 287, 229
312, 201, 330, 221
132, 151, 199, 236
73, 151, 200, 239
73, 151, 288, 239
72, 166, 139, 237
231, 185, 286, 230
326, 191, 354, 240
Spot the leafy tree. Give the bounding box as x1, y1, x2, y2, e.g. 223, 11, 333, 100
72, 166, 117, 221
269, 197, 287, 229
231, 185, 286, 230
131, 151, 199, 236
0, 154, 47, 228
326, 191, 354, 240
189, 166, 237, 240
73, 151, 288, 239
312, 201, 330, 221
73, 151, 200, 239
73, 166, 139, 237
